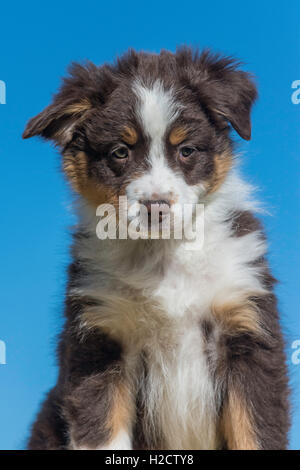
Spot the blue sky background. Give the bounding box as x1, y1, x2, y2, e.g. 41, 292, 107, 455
0, 0, 299, 450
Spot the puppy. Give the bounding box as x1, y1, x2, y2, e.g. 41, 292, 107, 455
23, 48, 290, 450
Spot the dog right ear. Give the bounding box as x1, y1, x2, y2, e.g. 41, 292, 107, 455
22, 96, 92, 145
23, 62, 116, 146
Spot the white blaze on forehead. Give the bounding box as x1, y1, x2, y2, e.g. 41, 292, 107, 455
133, 80, 180, 151
128, 80, 201, 208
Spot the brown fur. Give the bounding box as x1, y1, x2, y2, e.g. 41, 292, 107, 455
207, 151, 233, 194
212, 297, 263, 336
109, 383, 134, 442
231, 210, 263, 237
169, 126, 187, 145
63, 151, 120, 207
63, 151, 88, 193
221, 389, 258, 450
121, 126, 138, 145
65, 98, 92, 115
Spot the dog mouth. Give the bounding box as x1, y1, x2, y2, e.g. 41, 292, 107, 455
141, 200, 172, 232
140, 200, 171, 226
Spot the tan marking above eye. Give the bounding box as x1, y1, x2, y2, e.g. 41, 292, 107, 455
169, 127, 187, 146
121, 126, 138, 145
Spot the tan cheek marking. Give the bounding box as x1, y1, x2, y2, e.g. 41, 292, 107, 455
169, 127, 187, 146
63, 151, 121, 207
206, 151, 233, 194
82, 184, 121, 208
221, 390, 258, 450
212, 298, 263, 336
63, 151, 88, 192
121, 126, 138, 145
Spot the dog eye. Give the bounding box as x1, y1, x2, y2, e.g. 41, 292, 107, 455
112, 146, 129, 159
180, 146, 195, 158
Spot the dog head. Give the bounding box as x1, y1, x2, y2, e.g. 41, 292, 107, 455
23, 48, 257, 233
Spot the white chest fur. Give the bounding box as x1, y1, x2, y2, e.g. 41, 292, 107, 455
138, 313, 219, 450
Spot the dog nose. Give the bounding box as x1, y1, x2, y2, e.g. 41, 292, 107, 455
139, 199, 171, 223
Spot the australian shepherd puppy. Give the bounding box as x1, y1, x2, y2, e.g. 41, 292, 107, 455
23, 48, 289, 450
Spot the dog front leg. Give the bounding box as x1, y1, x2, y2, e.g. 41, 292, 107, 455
65, 369, 134, 450
58, 320, 135, 451
216, 297, 289, 450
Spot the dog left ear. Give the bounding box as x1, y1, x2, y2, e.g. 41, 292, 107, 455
207, 68, 257, 141
178, 50, 258, 140
203, 53, 257, 140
